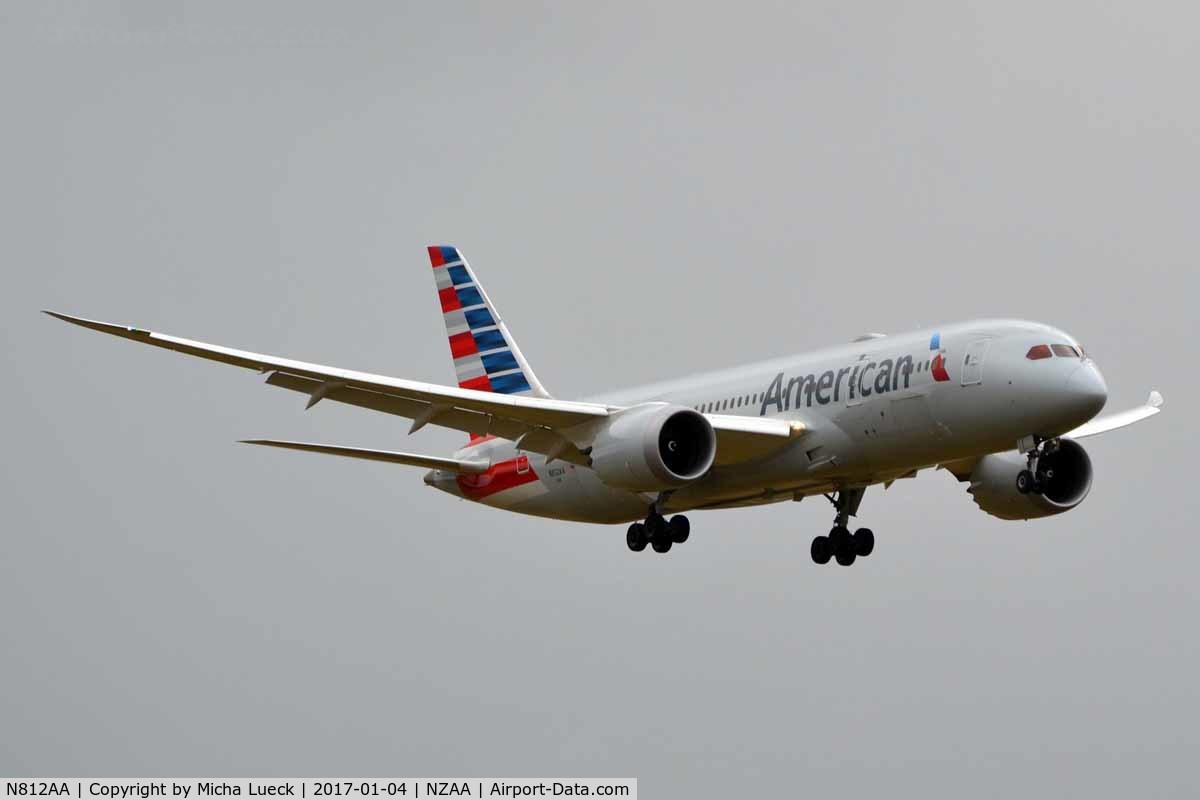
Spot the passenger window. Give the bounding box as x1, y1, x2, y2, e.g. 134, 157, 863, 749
1051, 344, 1078, 358
1026, 345, 1052, 360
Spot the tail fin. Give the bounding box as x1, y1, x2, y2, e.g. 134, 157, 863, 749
426, 245, 551, 398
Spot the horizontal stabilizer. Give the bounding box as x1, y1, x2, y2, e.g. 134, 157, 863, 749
240, 439, 489, 473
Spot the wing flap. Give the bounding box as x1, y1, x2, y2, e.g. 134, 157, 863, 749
240, 439, 489, 473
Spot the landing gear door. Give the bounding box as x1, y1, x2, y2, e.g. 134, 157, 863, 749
961, 339, 990, 386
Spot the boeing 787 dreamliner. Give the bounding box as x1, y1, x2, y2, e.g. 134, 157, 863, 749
47, 246, 1163, 566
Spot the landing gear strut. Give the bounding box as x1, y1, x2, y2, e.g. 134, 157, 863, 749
1017, 437, 1059, 495
811, 488, 874, 567
627, 511, 690, 554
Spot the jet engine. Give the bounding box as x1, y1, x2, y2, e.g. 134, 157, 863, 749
589, 403, 717, 492
968, 438, 1093, 520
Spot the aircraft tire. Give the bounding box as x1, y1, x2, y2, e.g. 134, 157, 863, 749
651, 532, 673, 554
854, 528, 875, 557
830, 525, 851, 549
811, 536, 832, 565
626, 523, 648, 552
1016, 470, 1034, 494
831, 526, 856, 566
669, 515, 690, 544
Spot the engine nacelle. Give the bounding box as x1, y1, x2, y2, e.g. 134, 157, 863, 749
968, 438, 1093, 520
589, 403, 717, 492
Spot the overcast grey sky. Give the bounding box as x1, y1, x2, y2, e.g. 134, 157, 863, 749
2, 2, 1198, 795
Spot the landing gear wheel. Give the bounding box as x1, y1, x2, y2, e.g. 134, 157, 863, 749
832, 527, 857, 566
668, 515, 690, 544
853, 528, 875, 557
651, 529, 673, 553
626, 523, 648, 552
811, 536, 832, 565
822, 490, 870, 566
829, 525, 851, 550
1016, 470, 1034, 494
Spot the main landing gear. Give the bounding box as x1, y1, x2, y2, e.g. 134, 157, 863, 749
811, 488, 875, 567
627, 513, 690, 554
1016, 437, 1059, 496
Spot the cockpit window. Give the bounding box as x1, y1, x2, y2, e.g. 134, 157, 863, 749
1028, 343, 1084, 360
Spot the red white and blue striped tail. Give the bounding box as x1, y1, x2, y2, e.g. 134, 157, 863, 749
427, 245, 550, 398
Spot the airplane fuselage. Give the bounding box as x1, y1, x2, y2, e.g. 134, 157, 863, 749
427, 319, 1108, 523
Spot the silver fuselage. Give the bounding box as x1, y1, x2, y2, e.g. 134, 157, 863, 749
427, 319, 1107, 523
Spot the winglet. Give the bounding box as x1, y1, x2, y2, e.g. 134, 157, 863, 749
1063, 388, 1165, 440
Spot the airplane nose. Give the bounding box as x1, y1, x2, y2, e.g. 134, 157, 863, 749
1064, 363, 1108, 420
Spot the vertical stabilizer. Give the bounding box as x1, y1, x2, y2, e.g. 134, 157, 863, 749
427, 245, 551, 398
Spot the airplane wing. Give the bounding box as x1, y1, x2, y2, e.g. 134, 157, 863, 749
706, 412, 806, 464
240, 440, 489, 473
1063, 390, 1164, 440
46, 311, 798, 465
939, 389, 1165, 481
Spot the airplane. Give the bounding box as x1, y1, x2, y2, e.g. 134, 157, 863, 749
46, 245, 1164, 566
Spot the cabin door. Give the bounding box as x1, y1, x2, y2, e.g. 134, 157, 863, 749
961, 339, 990, 386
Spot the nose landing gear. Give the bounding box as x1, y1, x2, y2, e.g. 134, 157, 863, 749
1016, 437, 1060, 495
811, 488, 875, 567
